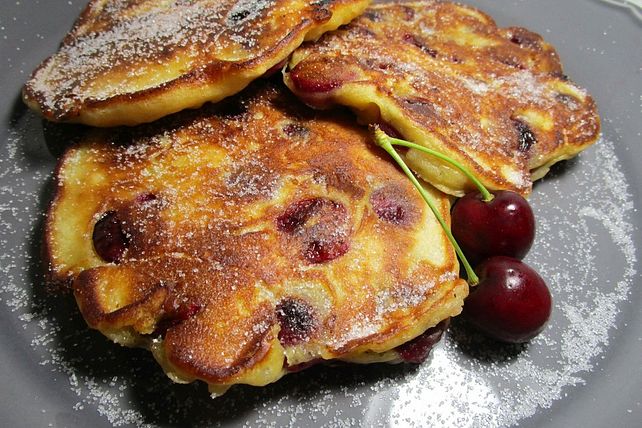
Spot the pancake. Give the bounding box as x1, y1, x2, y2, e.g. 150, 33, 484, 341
23, 0, 370, 127
45, 82, 467, 395
284, 0, 600, 196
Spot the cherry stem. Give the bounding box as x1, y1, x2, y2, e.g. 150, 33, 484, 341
377, 132, 493, 202
372, 126, 479, 285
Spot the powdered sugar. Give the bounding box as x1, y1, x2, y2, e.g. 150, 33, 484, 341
291, 1, 600, 195
1, 1, 640, 426
2, 102, 638, 428
387, 140, 637, 428
25, 0, 281, 117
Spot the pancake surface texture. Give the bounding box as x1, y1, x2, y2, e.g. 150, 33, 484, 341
45, 83, 467, 395
284, 0, 600, 196
23, 0, 370, 127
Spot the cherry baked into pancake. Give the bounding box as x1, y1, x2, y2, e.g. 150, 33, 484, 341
45, 83, 467, 396
284, 0, 600, 196
23, 0, 370, 127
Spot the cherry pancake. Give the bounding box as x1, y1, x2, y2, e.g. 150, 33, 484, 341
45, 83, 467, 395
23, 0, 370, 127
284, 0, 600, 196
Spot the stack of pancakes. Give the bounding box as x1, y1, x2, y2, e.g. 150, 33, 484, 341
27, 0, 599, 396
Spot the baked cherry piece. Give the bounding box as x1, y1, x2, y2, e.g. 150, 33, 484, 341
463, 256, 552, 343
451, 190, 535, 266
277, 198, 350, 264
92, 211, 129, 263
370, 185, 415, 225
276, 298, 317, 346
304, 239, 349, 264
396, 319, 450, 363
289, 63, 342, 93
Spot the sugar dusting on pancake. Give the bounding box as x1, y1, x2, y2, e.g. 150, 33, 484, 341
4, 122, 638, 425
23, 0, 371, 126
1, 0, 638, 426
284, 1, 600, 196
44, 82, 466, 394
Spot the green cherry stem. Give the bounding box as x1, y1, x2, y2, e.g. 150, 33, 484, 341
378, 133, 493, 202
372, 125, 479, 285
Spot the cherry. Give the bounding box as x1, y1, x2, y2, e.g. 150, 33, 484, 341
513, 119, 537, 153
135, 192, 157, 204
451, 190, 535, 267
276, 298, 317, 346
277, 198, 350, 264
395, 319, 449, 363
370, 185, 416, 225
463, 256, 552, 343
92, 211, 129, 263
276, 199, 322, 234
304, 239, 349, 264
371, 127, 551, 346
403, 33, 438, 58
288, 62, 343, 93
282, 123, 309, 138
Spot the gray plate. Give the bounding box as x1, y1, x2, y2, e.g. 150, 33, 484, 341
0, 1, 640, 427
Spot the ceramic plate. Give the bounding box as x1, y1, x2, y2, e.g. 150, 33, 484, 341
0, 1, 640, 426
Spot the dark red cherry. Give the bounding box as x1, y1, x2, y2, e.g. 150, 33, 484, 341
463, 256, 552, 343
513, 119, 537, 153
276, 298, 317, 346
371, 193, 407, 224
370, 185, 417, 226
451, 190, 535, 266
396, 319, 449, 363
289, 68, 341, 93
304, 239, 349, 264
402, 33, 438, 58
92, 211, 129, 263
288, 62, 354, 93
282, 123, 309, 138
135, 192, 157, 204
276, 199, 321, 233
164, 300, 202, 322
277, 198, 350, 264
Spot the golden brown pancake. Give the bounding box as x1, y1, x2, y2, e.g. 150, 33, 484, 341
284, 0, 600, 196
23, 0, 370, 127
45, 82, 467, 395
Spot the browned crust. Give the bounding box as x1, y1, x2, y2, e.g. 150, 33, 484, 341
73, 268, 169, 331
165, 304, 277, 382
26, 21, 309, 122
43, 147, 77, 286
23, 0, 372, 126
333, 271, 467, 355
284, 0, 600, 196
47, 82, 464, 387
